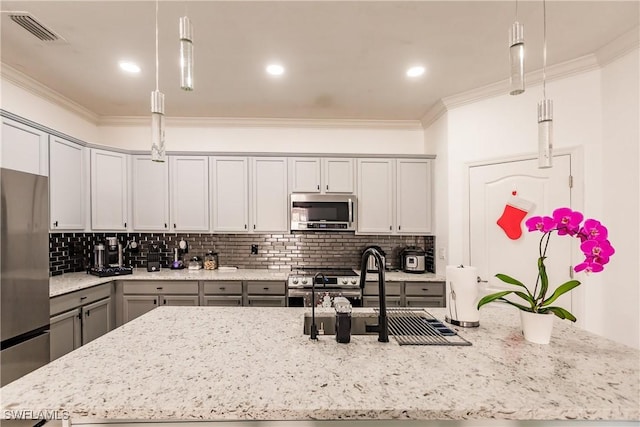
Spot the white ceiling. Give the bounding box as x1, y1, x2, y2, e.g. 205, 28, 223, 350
1, 1, 638, 121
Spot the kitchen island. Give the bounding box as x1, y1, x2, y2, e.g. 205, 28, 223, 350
1, 306, 638, 424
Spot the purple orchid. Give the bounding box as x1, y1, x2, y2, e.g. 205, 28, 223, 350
580, 239, 615, 262
552, 207, 584, 235
525, 216, 556, 233
574, 259, 605, 273
579, 219, 608, 242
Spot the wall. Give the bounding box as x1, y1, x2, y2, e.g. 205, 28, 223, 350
435, 49, 639, 348
50, 232, 434, 275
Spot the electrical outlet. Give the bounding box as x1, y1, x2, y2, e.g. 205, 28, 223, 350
251, 244, 258, 255
438, 247, 446, 260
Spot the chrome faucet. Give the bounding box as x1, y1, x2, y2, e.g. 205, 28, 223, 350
310, 272, 328, 340
359, 247, 389, 342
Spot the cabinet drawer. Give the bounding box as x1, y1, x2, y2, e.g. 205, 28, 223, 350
50, 283, 112, 316
363, 281, 402, 296
203, 296, 243, 307
404, 282, 445, 297
246, 296, 286, 307
405, 296, 445, 308
122, 281, 198, 295
363, 296, 402, 307
246, 281, 286, 295
203, 281, 242, 295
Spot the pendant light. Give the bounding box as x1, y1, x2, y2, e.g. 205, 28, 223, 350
538, 0, 552, 169
151, 0, 166, 163
509, 0, 525, 95
179, 15, 194, 91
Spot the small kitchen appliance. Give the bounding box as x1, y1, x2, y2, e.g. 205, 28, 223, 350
400, 247, 426, 273
290, 194, 356, 231
147, 244, 161, 272
105, 236, 122, 267
445, 265, 480, 328
89, 239, 133, 277
363, 245, 386, 272
170, 248, 184, 270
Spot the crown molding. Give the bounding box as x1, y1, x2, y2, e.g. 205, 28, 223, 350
595, 26, 640, 67
0, 63, 99, 124
97, 115, 424, 130
420, 100, 447, 129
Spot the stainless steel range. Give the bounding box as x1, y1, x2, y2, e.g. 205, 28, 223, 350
287, 267, 362, 307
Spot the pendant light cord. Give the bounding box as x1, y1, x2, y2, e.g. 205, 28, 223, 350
542, 0, 547, 99
155, 0, 159, 92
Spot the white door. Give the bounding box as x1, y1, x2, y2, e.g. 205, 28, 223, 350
323, 158, 354, 193
49, 136, 85, 230
170, 156, 209, 231
357, 159, 394, 234
90, 149, 128, 230
211, 157, 249, 232
252, 157, 288, 232
469, 154, 574, 312
132, 156, 169, 231
396, 159, 432, 234
289, 158, 321, 193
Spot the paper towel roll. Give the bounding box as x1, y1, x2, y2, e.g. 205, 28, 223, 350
446, 265, 479, 323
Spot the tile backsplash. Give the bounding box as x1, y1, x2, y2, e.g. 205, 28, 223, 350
50, 232, 435, 276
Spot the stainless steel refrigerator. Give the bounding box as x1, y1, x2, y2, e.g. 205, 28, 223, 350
1, 168, 50, 386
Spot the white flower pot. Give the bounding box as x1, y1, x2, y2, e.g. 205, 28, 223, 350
520, 310, 554, 344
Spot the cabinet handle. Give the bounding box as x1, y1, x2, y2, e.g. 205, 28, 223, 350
399, 225, 401, 231
264, 287, 269, 291
326, 185, 329, 190
124, 222, 127, 228
164, 223, 167, 228
157, 287, 163, 290
422, 288, 429, 292
163, 299, 167, 305
253, 224, 256, 230
53, 220, 58, 227
389, 225, 392, 231
317, 184, 320, 190
174, 223, 177, 228
244, 224, 247, 229
86, 310, 90, 317
80, 296, 87, 300
153, 299, 157, 305
219, 287, 226, 291
77, 314, 82, 320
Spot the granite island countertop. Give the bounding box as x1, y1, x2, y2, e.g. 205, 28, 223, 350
50, 269, 445, 297
1, 306, 638, 423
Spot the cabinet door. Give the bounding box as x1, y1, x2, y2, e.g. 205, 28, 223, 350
81, 297, 111, 345
246, 296, 287, 307
160, 295, 199, 306
0, 118, 48, 176
50, 308, 81, 361
91, 149, 128, 230
122, 295, 158, 323
323, 158, 354, 193
49, 136, 85, 230
397, 159, 432, 234
289, 158, 321, 193
170, 156, 209, 231
203, 296, 243, 306
251, 157, 288, 232
132, 155, 169, 231
357, 159, 394, 234
211, 157, 249, 232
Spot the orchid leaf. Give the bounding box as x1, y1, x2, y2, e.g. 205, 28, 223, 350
513, 291, 535, 306
477, 291, 514, 309
495, 274, 526, 288
537, 257, 549, 302
541, 306, 577, 322
497, 298, 532, 312
541, 280, 581, 307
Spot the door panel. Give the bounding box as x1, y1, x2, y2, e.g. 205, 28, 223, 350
82, 298, 111, 345
50, 308, 81, 361
469, 155, 573, 310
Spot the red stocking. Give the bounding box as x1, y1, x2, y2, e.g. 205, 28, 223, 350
496, 196, 535, 240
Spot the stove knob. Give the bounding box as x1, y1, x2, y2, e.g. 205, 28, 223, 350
301, 278, 308, 285
342, 279, 348, 284
351, 279, 357, 284
292, 279, 299, 285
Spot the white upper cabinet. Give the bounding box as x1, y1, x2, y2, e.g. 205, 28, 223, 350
289, 157, 354, 194
323, 158, 354, 193
252, 157, 288, 232
289, 158, 321, 193
90, 149, 128, 231
132, 156, 169, 231
49, 136, 85, 230
357, 159, 394, 234
1, 118, 48, 176
211, 157, 249, 232
396, 159, 432, 234
169, 156, 209, 231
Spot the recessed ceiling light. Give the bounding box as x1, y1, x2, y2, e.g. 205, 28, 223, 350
119, 61, 141, 74
266, 64, 285, 76
406, 66, 425, 78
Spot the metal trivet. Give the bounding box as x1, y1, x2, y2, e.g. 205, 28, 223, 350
374, 308, 472, 346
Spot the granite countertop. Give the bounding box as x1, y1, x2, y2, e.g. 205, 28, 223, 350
2, 306, 638, 422
50, 269, 445, 297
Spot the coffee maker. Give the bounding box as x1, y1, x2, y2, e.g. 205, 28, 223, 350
89, 237, 133, 277
105, 237, 123, 267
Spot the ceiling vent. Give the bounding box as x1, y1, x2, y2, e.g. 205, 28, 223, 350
8, 12, 65, 42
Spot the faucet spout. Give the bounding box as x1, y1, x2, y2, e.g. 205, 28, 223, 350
310, 272, 328, 340
359, 248, 389, 342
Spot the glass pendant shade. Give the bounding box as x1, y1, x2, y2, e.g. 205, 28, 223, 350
179, 16, 194, 91
509, 22, 525, 95
537, 99, 553, 169
151, 90, 166, 162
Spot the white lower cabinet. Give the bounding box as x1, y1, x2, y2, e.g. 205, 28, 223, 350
49, 283, 113, 361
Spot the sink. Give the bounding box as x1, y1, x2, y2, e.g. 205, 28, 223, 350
302, 314, 377, 336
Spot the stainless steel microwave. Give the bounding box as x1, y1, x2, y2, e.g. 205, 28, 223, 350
290, 194, 356, 231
